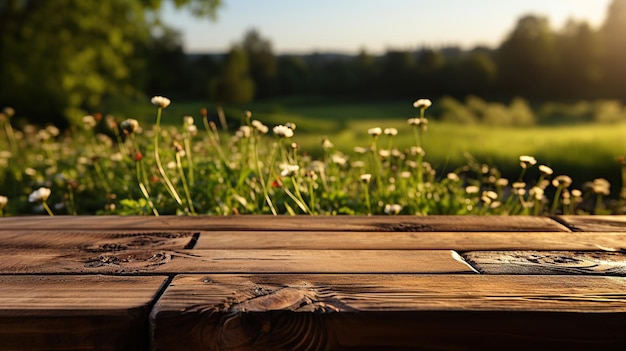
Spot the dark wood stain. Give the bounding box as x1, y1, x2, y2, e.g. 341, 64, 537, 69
0, 215, 623, 350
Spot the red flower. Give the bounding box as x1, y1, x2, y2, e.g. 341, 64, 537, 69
135, 152, 143, 162
271, 178, 283, 188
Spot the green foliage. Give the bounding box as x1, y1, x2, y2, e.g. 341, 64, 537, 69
1, 97, 625, 216
0, 0, 221, 126
497, 15, 558, 97
437, 96, 536, 126
210, 47, 255, 104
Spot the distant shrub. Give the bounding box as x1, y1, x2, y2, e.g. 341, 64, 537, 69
437, 96, 535, 126
481, 102, 512, 126
592, 100, 625, 123
509, 97, 535, 126
438, 96, 477, 124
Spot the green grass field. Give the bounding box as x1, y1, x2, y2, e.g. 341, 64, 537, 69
105, 96, 626, 191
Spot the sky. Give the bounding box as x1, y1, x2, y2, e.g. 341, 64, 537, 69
162, 0, 611, 54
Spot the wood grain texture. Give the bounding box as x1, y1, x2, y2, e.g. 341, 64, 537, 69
0, 275, 167, 351
0, 230, 195, 250
151, 274, 626, 350
0, 215, 571, 232
0, 249, 476, 274
557, 215, 626, 232
464, 250, 626, 275
194, 230, 626, 251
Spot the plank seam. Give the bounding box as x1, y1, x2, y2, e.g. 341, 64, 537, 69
549, 216, 581, 232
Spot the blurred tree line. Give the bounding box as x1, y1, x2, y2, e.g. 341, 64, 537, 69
2, 0, 626, 125
209, 0, 626, 104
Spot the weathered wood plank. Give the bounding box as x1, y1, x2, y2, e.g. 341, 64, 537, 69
0, 230, 195, 250
194, 230, 626, 251
0, 275, 167, 351
0, 249, 476, 274
557, 215, 626, 232
464, 251, 626, 275
151, 274, 626, 350
0, 215, 570, 232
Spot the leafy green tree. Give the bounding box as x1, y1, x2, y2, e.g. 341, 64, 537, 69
0, 0, 221, 125
554, 20, 602, 99
241, 29, 277, 99
210, 46, 255, 104
353, 49, 378, 96
458, 51, 497, 96
497, 15, 558, 98
379, 50, 416, 98
601, 0, 626, 98
144, 27, 189, 98
276, 56, 310, 95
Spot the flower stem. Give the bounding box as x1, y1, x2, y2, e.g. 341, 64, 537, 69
290, 176, 311, 214
176, 153, 196, 215
258, 141, 278, 215
153, 107, 183, 206
550, 186, 564, 215
135, 156, 159, 216
364, 183, 372, 215
183, 136, 194, 186
41, 201, 54, 216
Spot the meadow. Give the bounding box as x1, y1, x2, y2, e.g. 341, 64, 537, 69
1, 96, 624, 216
107, 96, 626, 186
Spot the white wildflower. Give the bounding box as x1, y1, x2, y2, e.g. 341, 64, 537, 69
384, 204, 403, 215
447, 173, 460, 182
151, 96, 171, 108
322, 137, 334, 150
407, 118, 421, 126
529, 186, 544, 200
237, 125, 252, 138
110, 153, 124, 162
46, 125, 60, 137
552, 175, 572, 188
360, 174, 372, 183
409, 146, 425, 156
368, 127, 382, 137
273, 125, 294, 138
519, 155, 537, 168
82, 115, 97, 129
120, 119, 139, 135
538, 165, 553, 175
186, 124, 198, 136
28, 187, 51, 203
496, 178, 509, 187
279, 164, 300, 177
592, 178, 610, 195
413, 99, 432, 109
251, 120, 269, 134
384, 128, 398, 136
351, 160, 366, 168
465, 185, 480, 194
183, 116, 194, 126
331, 154, 347, 166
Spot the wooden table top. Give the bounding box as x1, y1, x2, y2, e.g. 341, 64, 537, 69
0, 215, 625, 350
